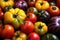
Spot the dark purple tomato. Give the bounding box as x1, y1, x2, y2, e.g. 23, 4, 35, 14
37, 10, 50, 23
48, 16, 60, 37
15, 0, 28, 10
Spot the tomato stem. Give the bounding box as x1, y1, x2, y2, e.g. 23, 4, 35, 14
27, 15, 30, 18
13, 14, 18, 18
52, 6, 56, 10
38, 25, 43, 29
15, 33, 19, 38
4, 0, 8, 2
40, 2, 43, 5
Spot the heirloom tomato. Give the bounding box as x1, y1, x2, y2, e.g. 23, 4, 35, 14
0, 0, 14, 8
34, 22, 48, 35
35, 1, 49, 11
4, 8, 26, 29
2, 24, 14, 39
12, 31, 27, 40
47, 6, 59, 16
21, 21, 34, 34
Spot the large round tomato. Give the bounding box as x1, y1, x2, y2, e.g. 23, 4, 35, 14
2, 24, 15, 39
47, 6, 60, 16
26, 12, 37, 23
21, 21, 34, 34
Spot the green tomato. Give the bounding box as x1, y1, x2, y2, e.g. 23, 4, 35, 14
42, 33, 59, 40
27, 7, 38, 14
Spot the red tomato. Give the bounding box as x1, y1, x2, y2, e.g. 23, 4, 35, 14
2, 24, 14, 39
0, 20, 3, 36
57, 0, 60, 8
0, 11, 4, 19
59, 11, 60, 13
27, 32, 40, 40
21, 21, 34, 34
0, 7, 4, 19
26, 13, 37, 23
4, 39, 11, 40
47, 6, 59, 16
0, 7, 2, 11
27, 0, 36, 7
0, 26, 3, 36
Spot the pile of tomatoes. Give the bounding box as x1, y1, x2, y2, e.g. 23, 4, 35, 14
0, 0, 60, 40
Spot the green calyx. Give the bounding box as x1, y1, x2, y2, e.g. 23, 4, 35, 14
39, 11, 44, 16
38, 24, 43, 29
52, 6, 56, 10
5, 6, 12, 11
12, 17, 24, 29
38, 26, 42, 29
28, 7, 38, 14
13, 14, 18, 18
50, 2, 56, 6
13, 11, 19, 18
40, 2, 43, 6
15, 33, 20, 38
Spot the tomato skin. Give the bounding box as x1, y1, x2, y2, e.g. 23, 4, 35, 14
0, 20, 3, 36
0, 7, 2, 11
57, 0, 60, 8
0, 27, 3, 36
2, 25, 14, 39
37, 10, 50, 23
59, 11, 60, 13
0, 12, 4, 19
27, 32, 40, 40
0, 7, 4, 19
27, 7, 38, 14
27, 0, 36, 7
4, 39, 11, 40
21, 21, 34, 34
26, 13, 37, 23
47, 6, 60, 16
49, 2, 56, 6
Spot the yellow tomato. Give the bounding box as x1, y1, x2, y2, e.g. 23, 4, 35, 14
35, 1, 49, 11
0, 0, 14, 8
